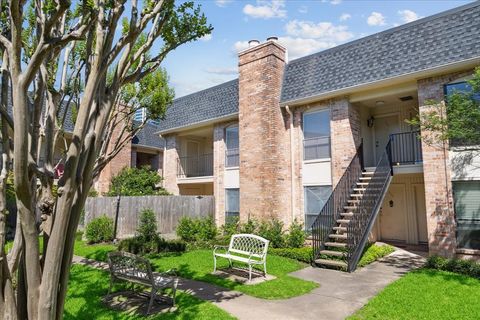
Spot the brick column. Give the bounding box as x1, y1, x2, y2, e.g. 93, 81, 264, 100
417, 71, 471, 257
163, 134, 179, 195
238, 40, 291, 224
330, 97, 361, 186
213, 123, 227, 225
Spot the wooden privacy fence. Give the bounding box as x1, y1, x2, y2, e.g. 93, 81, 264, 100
83, 195, 214, 238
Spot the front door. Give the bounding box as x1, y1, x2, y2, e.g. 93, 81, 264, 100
374, 115, 400, 163
380, 184, 407, 242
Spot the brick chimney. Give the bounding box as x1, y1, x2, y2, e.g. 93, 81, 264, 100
238, 38, 291, 224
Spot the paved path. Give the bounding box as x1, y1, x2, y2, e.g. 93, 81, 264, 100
72, 248, 425, 320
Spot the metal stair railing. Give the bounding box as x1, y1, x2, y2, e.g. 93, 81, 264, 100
311, 142, 364, 262
346, 140, 393, 272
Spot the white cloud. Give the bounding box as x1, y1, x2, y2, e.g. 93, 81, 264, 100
204, 67, 238, 75
339, 13, 351, 21
278, 37, 336, 59
322, 0, 342, 4
200, 34, 212, 42
398, 9, 421, 23
298, 5, 308, 14
243, 0, 287, 19
285, 20, 353, 42
233, 41, 250, 53
367, 12, 386, 26
215, 0, 233, 7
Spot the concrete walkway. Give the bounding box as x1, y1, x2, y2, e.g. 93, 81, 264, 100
72, 248, 425, 320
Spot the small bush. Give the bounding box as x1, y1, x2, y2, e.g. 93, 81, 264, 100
426, 256, 480, 279
221, 217, 240, 237
85, 215, 114, 244
176, 216, 218, 242
107, 166, 169, 196
257, 219, 285, 248
357, 243, 395, 267
137, 209, 158, 242
269, 247, 313, 263
239, 219, 257, 234
118, 236, 186, 255
286, 219, 306, 248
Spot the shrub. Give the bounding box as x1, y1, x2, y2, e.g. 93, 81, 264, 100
118, 236, 186, 255
107, 166, 169, 196
239, 219, 257, 234
426, 256, 480, 279
85, 215, 114, 244
269, 247, 313, 263
286, 219, 306, 248
357, 243, 395, 267
257, 218, 285, 248
176, 216, 218, 242
137, 209, 158, 242
221, 217, 240, 237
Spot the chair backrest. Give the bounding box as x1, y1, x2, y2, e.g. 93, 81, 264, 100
108, 251, 153, 282
228, 234, 269, 259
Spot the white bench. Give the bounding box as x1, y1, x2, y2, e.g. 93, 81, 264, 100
213, 234, 269, 281
107, 252, 178, 314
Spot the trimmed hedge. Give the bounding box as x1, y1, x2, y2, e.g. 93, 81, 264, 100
118, 236, 186, 255
269, 247, 313, 263
357, 243, 395, 268
85, 215, 114, 244
426, 256, 480, 279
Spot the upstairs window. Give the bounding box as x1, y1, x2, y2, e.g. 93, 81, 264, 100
225, 125, 239, 167
303, 109, 331, 160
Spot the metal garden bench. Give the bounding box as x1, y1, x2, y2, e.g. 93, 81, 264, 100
107, 251, 178, 314
213, 233, 269, 281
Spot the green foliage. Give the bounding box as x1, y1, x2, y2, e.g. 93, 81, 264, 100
176, 216, 218, 242
239, 219, 257, 234
357, 243, 395, 268
407, 67, 480, 146
269, 247, 313, 263
426, 255, 480, 279
85, 216, 114, 244
286, 219, 306, 248
117, 236, 186, 255
107, 166, 169, 196
257, 219, 285, 248
137, 209, 158, 242
87, 188, 98, 197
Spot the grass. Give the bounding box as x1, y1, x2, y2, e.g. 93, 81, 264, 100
357, 243, 395, 268
74, 239, 116, 262
349, 269, 480, 320
65, 264, 236, 320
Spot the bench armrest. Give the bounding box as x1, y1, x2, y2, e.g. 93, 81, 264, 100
213, 245, 229, 254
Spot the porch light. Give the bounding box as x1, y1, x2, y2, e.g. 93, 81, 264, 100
367, 116, 375, 128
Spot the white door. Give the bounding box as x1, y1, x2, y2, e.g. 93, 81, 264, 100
374, 115, 400, 163
380, 184, 407, 242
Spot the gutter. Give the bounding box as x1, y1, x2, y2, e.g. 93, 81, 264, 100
155, 113, 239, 136
285, 105, 296, 224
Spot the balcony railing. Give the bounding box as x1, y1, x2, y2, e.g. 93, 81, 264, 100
389, 131, 422, 165
177, 153, 213, 178
225, 148, 239, 167
303, 136, 331, 160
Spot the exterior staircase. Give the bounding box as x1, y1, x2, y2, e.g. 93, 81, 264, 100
311, 141, 393, 272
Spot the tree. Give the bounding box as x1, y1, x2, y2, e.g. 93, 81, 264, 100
0, 1, 211, 319
107, 166, 169, 196
408, 67, 480, 148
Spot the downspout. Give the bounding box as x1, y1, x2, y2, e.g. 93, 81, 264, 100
286, 106, 296, 224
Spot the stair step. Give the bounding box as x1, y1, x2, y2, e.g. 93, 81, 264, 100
353, 188, 366, 192
336, 219, 350, 224
359, 177, 372, 180
319, 250, 346, 257
348, 199, 360, 203
315, 258, 348, 268
333, 226, 347, 231
329, 234, 347, 239
344, 206, 357, 210
357, 182, 369, 186
325, 242, 347, 248
341, 212, 354, 217
350, 193, 364, 197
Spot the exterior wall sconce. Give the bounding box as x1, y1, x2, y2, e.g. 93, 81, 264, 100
389, 200, 394, 207
367, 116, 375, 128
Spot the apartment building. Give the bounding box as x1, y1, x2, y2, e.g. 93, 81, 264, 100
157, 2, 480, 268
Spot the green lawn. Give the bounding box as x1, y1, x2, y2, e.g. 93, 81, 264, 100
65, 264, 236, 320
73, 243, 318, 299
349, 269, 480, 320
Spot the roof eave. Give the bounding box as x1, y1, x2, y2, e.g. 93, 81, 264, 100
156, 113, 239, 136
280, 56, 480, 107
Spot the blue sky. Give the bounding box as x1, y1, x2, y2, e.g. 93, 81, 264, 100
163, 0, 474, 97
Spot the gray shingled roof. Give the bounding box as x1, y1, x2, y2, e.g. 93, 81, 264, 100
156, 79, 238, 132
132, 122, 165, 149
280, 1, 480, 103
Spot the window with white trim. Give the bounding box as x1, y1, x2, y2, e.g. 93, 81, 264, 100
225, 125, 239, 167
304, 185, 332, 231
453, 181, 480, 250
303, 109, 331, 160
225, 188, 240, 224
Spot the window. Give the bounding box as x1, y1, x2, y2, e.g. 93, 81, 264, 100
225, 126, 239, 167
304, 186, 332, 231
453, 181, 480, 250
225, 188, 240, 224
303, 109, 331, 160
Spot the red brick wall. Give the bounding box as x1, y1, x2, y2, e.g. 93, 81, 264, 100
417, 70, 472, 257
238, 41, 292, 224
163, 134, 179, 195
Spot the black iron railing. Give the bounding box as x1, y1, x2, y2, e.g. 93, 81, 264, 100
390, 131, 422, 165
303, 136, 331, 160
311, 142, 364, 262
225, 148, 239, 167
346, 140, 393, 272
177, 153, 213, 178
